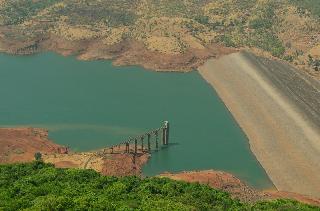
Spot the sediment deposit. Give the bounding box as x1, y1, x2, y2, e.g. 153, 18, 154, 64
0, 128, 149, 176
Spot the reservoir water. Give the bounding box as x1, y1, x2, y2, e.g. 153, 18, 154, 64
0, 53, 273, 189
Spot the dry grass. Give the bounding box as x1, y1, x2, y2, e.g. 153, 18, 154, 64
0, 0, 319, 73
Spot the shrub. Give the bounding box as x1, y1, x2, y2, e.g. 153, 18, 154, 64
0, 162, 318, 210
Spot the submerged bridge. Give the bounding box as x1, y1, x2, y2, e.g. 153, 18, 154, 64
102, 121, 170, 155
83, 121, 170, 169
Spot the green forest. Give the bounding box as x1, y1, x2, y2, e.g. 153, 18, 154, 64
0, 162, 318, 210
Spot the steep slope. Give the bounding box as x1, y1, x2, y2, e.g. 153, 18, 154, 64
199, 51, 320, 198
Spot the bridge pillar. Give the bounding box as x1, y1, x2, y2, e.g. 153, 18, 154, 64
141, 136, 144, 151
147, 134, 151, 151
162, 128, 166, 145
134, 139, 138, 154
126, 142, 129, 153
132, 154, 136, 164
155, 131, 158, 149
164, 121, 169, 145
107, 122, 170, 155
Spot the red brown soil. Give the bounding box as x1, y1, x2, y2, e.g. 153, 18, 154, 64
0, 30, 236, 72
101, 152, 149, 177
160, 170, 263, 203
1, 128, 319, 206
99, 145, 150, 176
107, 41, 237, 72
160, 171, 320, 206
0, 128, 149, 177
54, 161, 79, 168
45, 37, 237, 72
0, 128, 67, 163
265, 190, 320, 207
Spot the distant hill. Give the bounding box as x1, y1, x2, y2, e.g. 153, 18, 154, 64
0, 162, 318, 210
0, 0, 319, 75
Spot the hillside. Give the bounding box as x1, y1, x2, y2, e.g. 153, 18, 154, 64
0, 162, 319, 210
0, 0, 319, 76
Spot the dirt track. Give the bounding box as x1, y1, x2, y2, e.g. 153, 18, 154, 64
0, 128, 149, 177
198, 51, 320, 198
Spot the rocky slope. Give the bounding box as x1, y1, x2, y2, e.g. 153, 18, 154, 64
160, 171, 320, 206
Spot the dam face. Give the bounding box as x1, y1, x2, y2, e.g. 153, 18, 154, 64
199, 51, 320, 197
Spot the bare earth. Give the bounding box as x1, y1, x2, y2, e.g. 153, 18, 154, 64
0, 128, 149, 177
1, 128, 319, 205
198, 51, 320, 198
0, 128, 67, 163
44, 145, 150, 177
0, 31, 236, 72
160, 171, 320, 206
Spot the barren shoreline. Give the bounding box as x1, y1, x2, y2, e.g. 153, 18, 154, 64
0, 128, 149, 177
0, 30, 236, 72
198, 51, 320, 198
160, 171, 320, 206
1, 128, 319, 205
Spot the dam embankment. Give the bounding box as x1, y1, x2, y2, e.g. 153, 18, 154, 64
198, 51, 320, 198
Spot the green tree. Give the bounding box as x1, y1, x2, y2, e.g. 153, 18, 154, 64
34, 152, 42, 161
0, 162, 318, 210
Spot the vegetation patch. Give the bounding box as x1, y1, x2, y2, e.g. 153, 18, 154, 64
0, 0, 319, 73
0, 162, 318, 210
289, 0, 320, 18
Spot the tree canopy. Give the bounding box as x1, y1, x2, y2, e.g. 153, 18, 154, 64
0, 162, 318, 210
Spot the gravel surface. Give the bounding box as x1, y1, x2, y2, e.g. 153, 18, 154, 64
198, 51, 320, 198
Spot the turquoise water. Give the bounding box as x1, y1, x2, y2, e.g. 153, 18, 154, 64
0, 53, 273, 189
